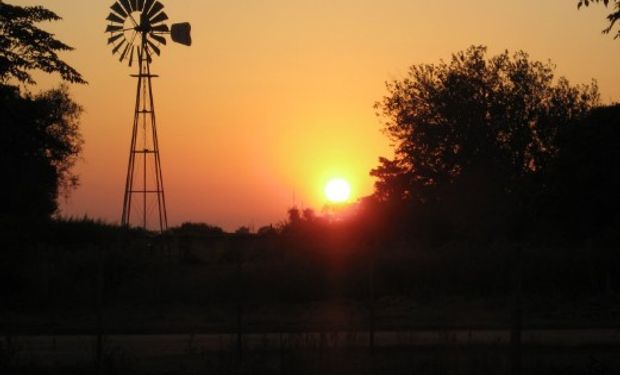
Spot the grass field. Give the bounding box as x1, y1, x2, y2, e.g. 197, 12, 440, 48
2, 229, 619, 374
3, 330, 620, 374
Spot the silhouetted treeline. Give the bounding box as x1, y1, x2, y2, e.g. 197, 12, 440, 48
367, 46, 617, 249
361, 103, 620, 250
1, 217, 617, 335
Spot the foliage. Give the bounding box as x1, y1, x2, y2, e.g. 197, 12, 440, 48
0, 2, 86, 84
257, 224, 278, 236
372, 46, 599, 240
578, 0, 620, 38
0, 84, 83, 219
539, 104, 620, 240
235, 226, 251, 235
170, 222, 225, 236
0, 3, 85, 220
2, 218, 618, 331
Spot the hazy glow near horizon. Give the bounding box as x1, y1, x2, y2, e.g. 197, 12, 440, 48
9, 0, 620, 230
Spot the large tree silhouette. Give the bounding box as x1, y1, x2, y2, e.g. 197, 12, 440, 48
0, 2, 85, 221
1, 84, 82, 220
540, 104, 620, 241
371, 46, 599, 240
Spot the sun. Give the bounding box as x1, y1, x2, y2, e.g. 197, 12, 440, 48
325, 178, 351, 203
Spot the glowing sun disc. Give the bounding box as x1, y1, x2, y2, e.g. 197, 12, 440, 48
325, 178, 351, 203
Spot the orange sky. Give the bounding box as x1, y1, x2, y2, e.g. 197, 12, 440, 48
10, 0, 620, 230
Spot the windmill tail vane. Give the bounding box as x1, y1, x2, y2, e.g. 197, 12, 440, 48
105, 0, 191, 231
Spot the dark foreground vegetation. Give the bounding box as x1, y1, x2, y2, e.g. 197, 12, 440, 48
0, 213, 618, 332
1, 216, 619, 374
3, 336, 620, 375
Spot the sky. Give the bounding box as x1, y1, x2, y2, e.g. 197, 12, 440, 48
10, 0, 620, 230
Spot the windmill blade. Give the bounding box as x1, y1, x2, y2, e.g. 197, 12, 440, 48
149, 33, 167, 45
119, 43, 131, 62
110, 2, 127, 18
106, 12, 125, 24
105, 24, 124, 33
119, 0, 133, 15
149, 11, 168, 25
147, 39, 161, 56
129, 46, 135, 67
105, 0, 192, 66
151, 24, 169, 33
112, 39, 126, 55
108, 33, 124, 44
171, 23, 192, 46
146, 2, 164, 21
143, 0, 156, 15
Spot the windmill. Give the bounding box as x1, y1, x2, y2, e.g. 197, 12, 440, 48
105, 0, 191, 231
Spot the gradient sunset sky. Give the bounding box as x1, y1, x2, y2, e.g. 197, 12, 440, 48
10, 0, 620, 230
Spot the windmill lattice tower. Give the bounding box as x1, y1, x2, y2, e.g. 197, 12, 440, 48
105, 0, 191, 231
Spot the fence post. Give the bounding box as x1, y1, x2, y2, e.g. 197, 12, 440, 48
510, 244, 522, 375
95, 244, 105, 375
368, 241, 376, 358
236, 237, 245, 362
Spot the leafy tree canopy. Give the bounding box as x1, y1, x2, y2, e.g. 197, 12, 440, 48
0, 2, 85, 221
578, 0, 620, 38
0, 2, 86, 84
0, 84, 83, 218
373, 46, 598, 202
171, 222, 225, 236
371, 46, 599, 240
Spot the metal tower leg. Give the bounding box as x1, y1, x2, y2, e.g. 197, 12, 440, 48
121, 37, 168, 232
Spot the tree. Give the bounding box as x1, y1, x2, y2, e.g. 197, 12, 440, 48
577, 0, 620, 38
540, 104, 620, 241
287, 207, 301, 225
235, 226, 251, 235
371, 46, 599, 239
0, 2, 86, 84
1, 84, 82, 219
0, 2, 85, 221
171, 222, 225, 236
